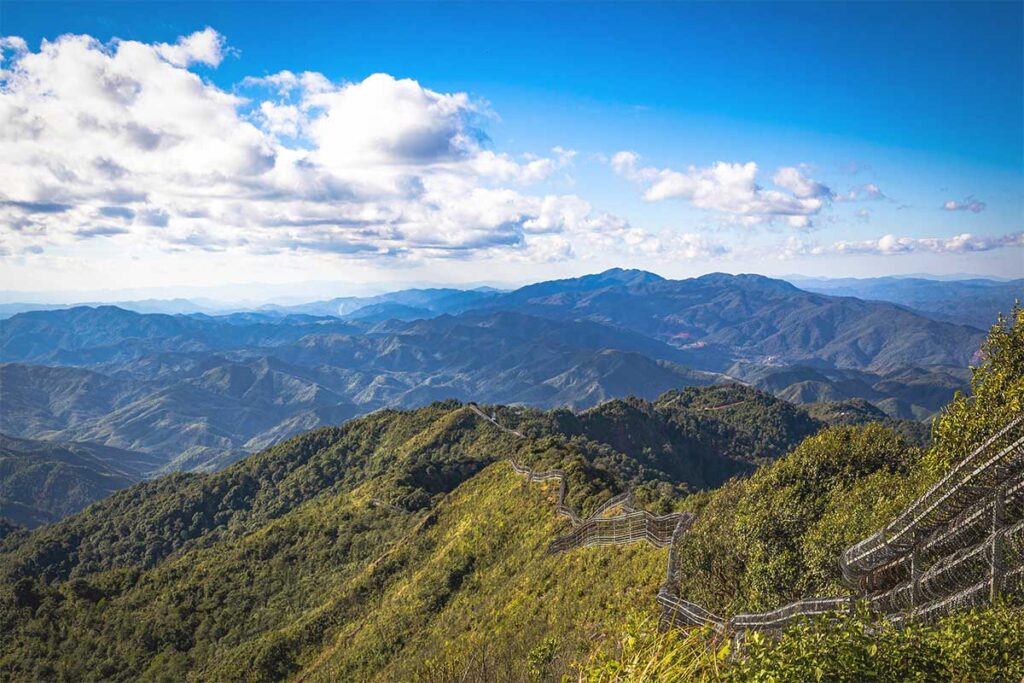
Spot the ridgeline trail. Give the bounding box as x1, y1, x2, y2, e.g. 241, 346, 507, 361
467, 403, 1024, 634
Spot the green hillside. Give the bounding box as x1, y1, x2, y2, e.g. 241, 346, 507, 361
0, 396, 674, 681
0, 309, 1019, 682
0, 381, 887, 530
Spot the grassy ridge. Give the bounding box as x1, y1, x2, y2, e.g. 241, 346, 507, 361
298, 464, 665, 682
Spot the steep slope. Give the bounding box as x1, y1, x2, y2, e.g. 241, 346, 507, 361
0, 373, 920, 531
0, 399, 667, 680
291, 463, 664, 683
664, 424, 922, 616
0, 389, 823, 584
0, 453, 663, 682
577, 306, 1024, 683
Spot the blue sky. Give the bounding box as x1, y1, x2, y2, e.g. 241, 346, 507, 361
0, 1, 1021, 299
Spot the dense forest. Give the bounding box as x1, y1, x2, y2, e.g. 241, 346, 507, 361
0, 309, 1020, 681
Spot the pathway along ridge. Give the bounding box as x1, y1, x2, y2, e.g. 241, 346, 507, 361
467, 403, 1024, 633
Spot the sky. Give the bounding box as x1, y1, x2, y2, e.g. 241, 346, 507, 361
0, 1, 1021, 301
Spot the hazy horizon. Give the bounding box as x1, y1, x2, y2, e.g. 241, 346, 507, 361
0, 268, 1018, 308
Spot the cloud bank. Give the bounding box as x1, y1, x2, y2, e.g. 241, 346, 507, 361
0, 29, 684, 265
0, 28, 1016, 284
784, 231, 1023, 258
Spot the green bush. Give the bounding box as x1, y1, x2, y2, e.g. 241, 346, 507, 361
728, 604, 1024, 683
576, 605, 1024, 683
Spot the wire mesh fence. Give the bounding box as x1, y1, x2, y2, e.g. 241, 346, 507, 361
548, 509, 695, 554
841, 414, 1024, 584
657, 591, 727, 632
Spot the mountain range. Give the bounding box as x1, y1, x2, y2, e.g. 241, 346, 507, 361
0, 276, 1020, 680
0, 269, 1008, 515
0, 434, 161, 528
4, 272, 1017, 330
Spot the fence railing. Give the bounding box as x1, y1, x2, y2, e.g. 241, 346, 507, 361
837, 414, 1024, 628
548, 508, 695, 554
469, 403, 1024, 634
841, 414, 1024, 584
506, 455, 694, 555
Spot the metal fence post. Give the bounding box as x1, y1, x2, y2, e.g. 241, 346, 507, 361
910, 546, 922, 620
991, 484, 1008, 603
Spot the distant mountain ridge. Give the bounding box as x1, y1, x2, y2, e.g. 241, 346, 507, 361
0, 270, 990, 476
3, 271, 985, 372
259, 286, 502, 319
790, 275, 1022, 330
471, 270, 984, 373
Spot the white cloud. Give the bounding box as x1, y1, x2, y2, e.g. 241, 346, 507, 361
834, 182, 885, 202
772, 166, 831, 199
305, 72, 480, 169
782, 231, 1023, 258
154, 27, 226, 67
611, 152, 830, 227
610, 151, 647, 180
661, 232, 731, 260
467, 147, 574, 185
943, 197, 986, 213
0, 36, 28, 57
0, 30, 650, 267
257, 101, 302, 137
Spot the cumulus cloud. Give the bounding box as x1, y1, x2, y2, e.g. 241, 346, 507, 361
0, 30, 657, 266
782, 231, 1023, 258
943, 197, 986, 213
305, 72, 480, 168
611, 152, 830, 227
154, 27, 226, 67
